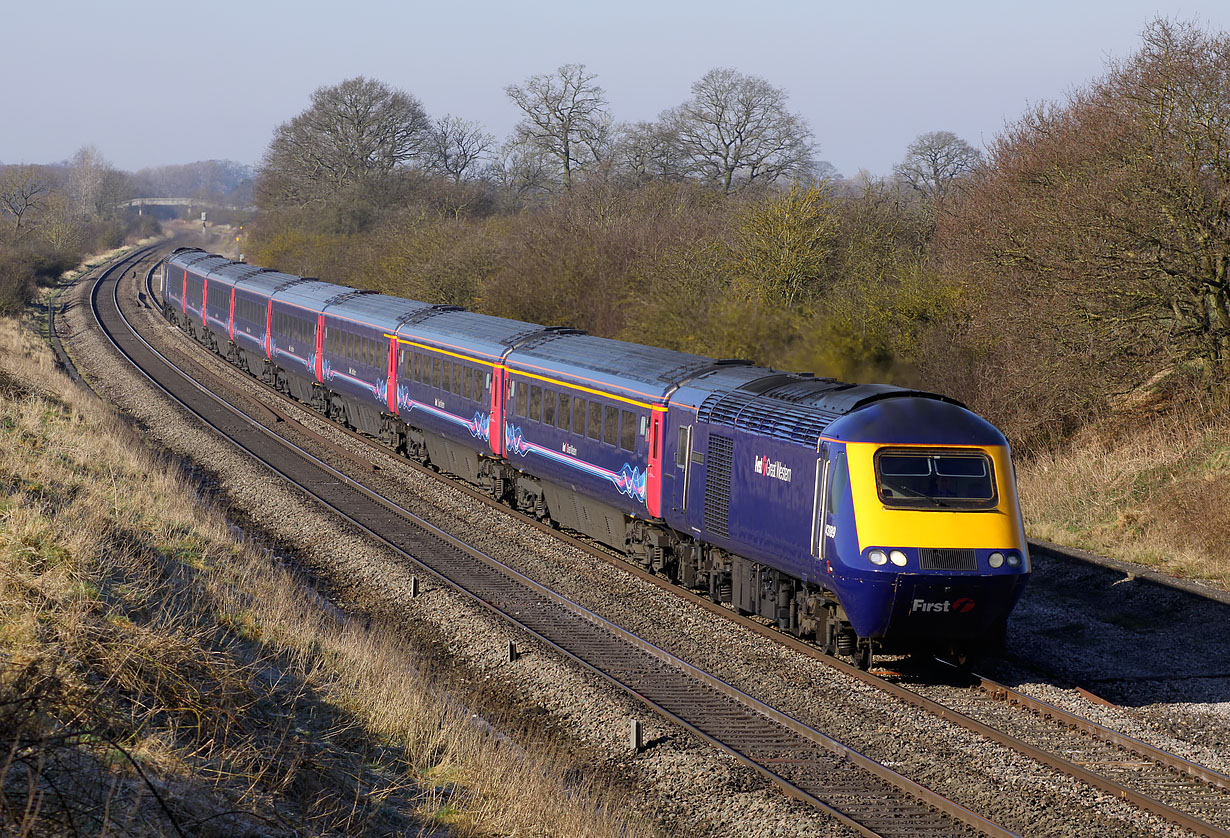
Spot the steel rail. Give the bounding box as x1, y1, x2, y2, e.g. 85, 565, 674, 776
98, 255, 1015, 837
48, 246, 158, 383
138, 260, 1230, 838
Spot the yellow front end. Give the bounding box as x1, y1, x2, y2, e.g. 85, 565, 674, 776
844, 442, 1026, 554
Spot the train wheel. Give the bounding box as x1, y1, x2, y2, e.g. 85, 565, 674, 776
854, 641, 873, 671
822, 612, 839, 656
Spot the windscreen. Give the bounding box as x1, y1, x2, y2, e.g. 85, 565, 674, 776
875, 449, 997, 510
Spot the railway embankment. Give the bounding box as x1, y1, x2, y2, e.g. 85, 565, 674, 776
1016, 390, 1230, 593
0, 273, 651, 835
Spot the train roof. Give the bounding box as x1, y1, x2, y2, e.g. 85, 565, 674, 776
322, 291, 435, 332
232, 270, 312, 296
396, 310, 547, 364
825, 395, 1006, 446
694, 375, 1003, 447
509, 333, 720, 403
271, 278, 353, 313
171, 251, 232, 276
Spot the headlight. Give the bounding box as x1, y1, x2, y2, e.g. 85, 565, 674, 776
988, 552, 1004, 568
1006, 552, 1021, 568
868, 549, 888, 566
889, 550, 907, 567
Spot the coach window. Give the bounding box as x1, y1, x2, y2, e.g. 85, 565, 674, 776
516, 380, 528, 416
588, 401, 602, 440
572, 397, 586, 435
543, 390, 557, 426
530, 385, 542, 421
557, 393, 571, 430
620, 410, 636, 452
604, 405, 619, 446
430, 357, 440, 389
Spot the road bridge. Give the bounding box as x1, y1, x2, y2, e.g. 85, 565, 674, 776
117, 197, 249, 214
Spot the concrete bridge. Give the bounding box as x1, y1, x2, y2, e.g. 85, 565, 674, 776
117, 197, 248, 214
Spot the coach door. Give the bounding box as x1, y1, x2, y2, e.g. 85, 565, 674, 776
812, 446, 830, 560
675, 423, 694, 512
812, 446, 847, 564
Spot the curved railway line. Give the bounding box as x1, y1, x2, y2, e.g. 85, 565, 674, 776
60, 244, 1230, 836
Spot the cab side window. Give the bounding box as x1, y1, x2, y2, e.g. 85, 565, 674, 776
827, 451, 847, 516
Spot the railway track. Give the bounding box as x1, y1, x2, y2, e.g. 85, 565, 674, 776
85, 249, 1019, 836
70, 245, 1230, 836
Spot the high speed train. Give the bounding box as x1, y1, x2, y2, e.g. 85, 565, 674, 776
161, 247, 1030, 668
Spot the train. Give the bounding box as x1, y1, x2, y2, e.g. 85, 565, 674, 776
160, 247, 1030, 668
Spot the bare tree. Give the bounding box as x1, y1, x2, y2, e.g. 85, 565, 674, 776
68, 146, 109, 219
0, 166, 49, 231
258, 76, 430, 207
894, 131, 982, 199
38, 193, 79, 252
663, 68, 815, 193
505, 64, 612, 190
425, 116, 495, 183
615, 121, 685, 183
487, 137, 556, 202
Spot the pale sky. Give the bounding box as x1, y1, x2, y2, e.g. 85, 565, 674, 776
3, 0, 1227, 178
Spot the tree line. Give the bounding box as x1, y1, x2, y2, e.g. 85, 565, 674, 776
255, 65, 830, 213
0, 148, 166, 313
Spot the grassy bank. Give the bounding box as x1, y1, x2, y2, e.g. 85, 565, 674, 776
0, 307, 650, 835
1017, 384, 1230, 590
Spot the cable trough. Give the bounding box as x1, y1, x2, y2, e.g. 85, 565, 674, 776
86, 251, 1017, 837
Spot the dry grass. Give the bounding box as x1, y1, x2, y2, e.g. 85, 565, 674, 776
0, 310, 653, 836
1017, 382, 1230, 589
